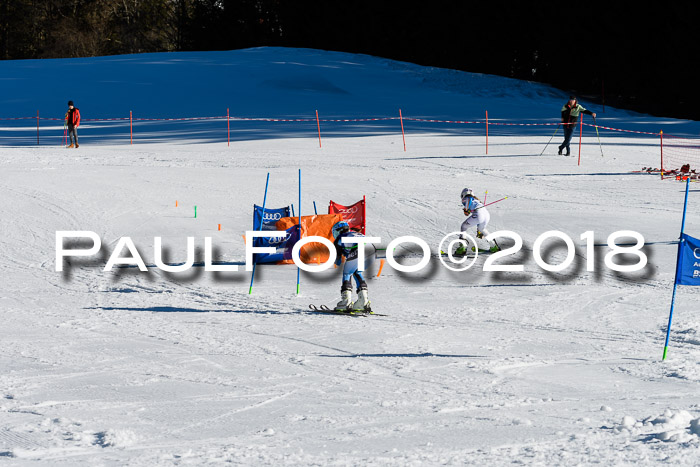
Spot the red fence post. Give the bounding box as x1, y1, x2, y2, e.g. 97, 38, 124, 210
660, 130, 664, 180
485, 110, 489, 155
316, 110, 322, 148
602, 80, 606, 113
363, 195, 367, 234
399, 109, 406, 151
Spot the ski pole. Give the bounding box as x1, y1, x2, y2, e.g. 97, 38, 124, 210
593, 117, 604, 157
481, 196, 508, 208
460, 196, 508, 211
539, 124, 560, 156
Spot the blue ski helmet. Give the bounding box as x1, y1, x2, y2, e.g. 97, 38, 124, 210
332, 221, 350, 239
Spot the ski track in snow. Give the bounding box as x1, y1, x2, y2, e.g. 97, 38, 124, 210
1, 48, 700, 465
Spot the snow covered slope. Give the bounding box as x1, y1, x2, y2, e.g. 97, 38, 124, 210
1, 47, 699, 465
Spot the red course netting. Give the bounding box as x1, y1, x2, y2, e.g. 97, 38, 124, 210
662, 133, 700, 178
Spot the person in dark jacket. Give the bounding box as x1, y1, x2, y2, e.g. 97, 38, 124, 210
558, 96, 595, 155
65, 101, 80, 148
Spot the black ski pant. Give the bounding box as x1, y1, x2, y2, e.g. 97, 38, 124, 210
68, 126, 78, 146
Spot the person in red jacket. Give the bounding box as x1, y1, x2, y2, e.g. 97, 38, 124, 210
65, 101, 80, 148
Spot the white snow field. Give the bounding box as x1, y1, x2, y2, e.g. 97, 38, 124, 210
2, 47, 700, 465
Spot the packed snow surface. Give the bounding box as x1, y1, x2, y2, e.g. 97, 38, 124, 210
1, 47, 700, 465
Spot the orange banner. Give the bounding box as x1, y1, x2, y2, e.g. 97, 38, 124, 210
275, 214, 343, 264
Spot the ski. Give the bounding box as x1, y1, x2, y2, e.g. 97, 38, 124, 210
439, 248, 495, 257
308, 304, 387, 317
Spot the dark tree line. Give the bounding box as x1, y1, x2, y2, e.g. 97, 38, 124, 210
2, 1, 698, 120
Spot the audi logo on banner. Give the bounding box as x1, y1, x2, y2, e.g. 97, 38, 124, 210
267, 232, 292, 245
263, 212, 283, 221
337, 205, 359, 215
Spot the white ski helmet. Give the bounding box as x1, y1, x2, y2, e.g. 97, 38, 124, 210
461, 188, 473, 200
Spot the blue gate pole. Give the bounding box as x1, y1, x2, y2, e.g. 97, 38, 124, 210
663, 177, 691, 360
249, 173, 270, 295
296, 169, 302, 294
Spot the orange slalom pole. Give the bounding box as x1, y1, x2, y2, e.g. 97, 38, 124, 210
660, 130, 664, 180
376, 259, 385, 278
399, 109, 406, 151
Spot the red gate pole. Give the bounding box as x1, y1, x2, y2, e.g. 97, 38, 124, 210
316, 110, 322, 148
577, 113, 583, 166
363, 195, 367, 234
485, 110, 489, 154
36, 110, 40, 145
399, 109, 406, 151
660, 130, 664, 180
